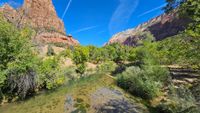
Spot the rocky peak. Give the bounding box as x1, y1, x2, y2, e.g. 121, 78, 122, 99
21, 0, 65, 34
0, 0, 79, 47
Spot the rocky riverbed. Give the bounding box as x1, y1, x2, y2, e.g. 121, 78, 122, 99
65, 87, 148, 113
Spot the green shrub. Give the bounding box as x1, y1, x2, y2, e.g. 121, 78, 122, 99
72, 46, 89, 75
191, 81, 200, 103
47, 45, 55, 56
117, 66, 163, 99
0, 16, 40, 99
62, 66, 77, 80
38, 58, 65, 89
154, 85, 199, 113
53, 42, 67, 48
76, 64, 86, 75
64, 48, 73, 58
117, 33, 170, 100
97, 61, 117, 74
156, 34, 200, 68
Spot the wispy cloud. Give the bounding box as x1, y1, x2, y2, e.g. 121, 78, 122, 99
138, 3, 167, 17
0, 0, 21, 8
109, 0, 139, 35
72, 25, 99, 34
98, 30, 106, 34
62, 0, 72, 20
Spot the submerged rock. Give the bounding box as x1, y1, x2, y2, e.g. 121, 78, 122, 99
90, 88, 148, 113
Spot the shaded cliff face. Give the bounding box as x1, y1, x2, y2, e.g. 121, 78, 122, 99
0, 0, 79, 46
107, 12, 191, 46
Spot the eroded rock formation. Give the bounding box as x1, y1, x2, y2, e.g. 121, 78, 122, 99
107, 12, 190, 46
0, 0, 79, 46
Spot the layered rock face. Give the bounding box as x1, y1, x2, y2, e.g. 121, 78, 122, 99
35, 32, 79, 46
0, 0, 79, 46
22, 0, 65, 34
107, 12, 190, 46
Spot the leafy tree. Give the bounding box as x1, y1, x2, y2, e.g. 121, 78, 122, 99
156, 33, 200, 68
103, 43, 130, 63
87, 46, 103, 63
72, 46, 89, 74
163, 0, 186, 12
0, 16, 39, 99
128, 32, 156, 63
180, 0, 200, 37
164, 0, 200, 37
38, 58, 65, 89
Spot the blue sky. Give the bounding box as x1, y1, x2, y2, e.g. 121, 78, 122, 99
0, 0, 166, 46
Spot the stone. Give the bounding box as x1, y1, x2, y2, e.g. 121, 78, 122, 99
107, 12, 191, 46
0, 0, 79, 47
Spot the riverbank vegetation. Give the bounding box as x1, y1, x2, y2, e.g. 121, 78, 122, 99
0, 0, 200, 112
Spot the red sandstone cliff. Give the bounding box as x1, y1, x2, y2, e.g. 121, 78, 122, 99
107, 12, 190, 46
0, 0, 79, 46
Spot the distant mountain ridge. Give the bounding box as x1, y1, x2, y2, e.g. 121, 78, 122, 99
107, 12, 191, 46
0, 0, 79, 46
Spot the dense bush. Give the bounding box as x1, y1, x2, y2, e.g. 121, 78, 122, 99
59, 47, 73, 58
117, 35, 169, 99
71, 46, 89, 75
117, 66, 168, 99
164, 0, 200, 37
37, 57, 66, 89
0, 16, 40, 99
154, 85, 199, 113
0, 16, 73, 101
47, 44, 55, 56
103, 43, 130, 63
97, 61, 117, 74
155, 34, 200, 68
191, 81, 200, 104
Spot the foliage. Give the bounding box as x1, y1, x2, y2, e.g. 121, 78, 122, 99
103, 43, 130, 63
128, 32, 156, 62
154, 85, 199, 113
117, 66, 168, 100
52, 42, 67, 48
191, 81, 200, 104
38, 57, 66, 89
163, 0, 186, 12
97, 61, 117, 74
72, 46, 89, 75
87, 46, 104, 63
117, 34, 170, 99
0, 16, 72, 100
156, 33, 200, 68
72, 46, 89, 65
164, 0, 200, 37
0, 16, 39, 99
59, 47, 73, 58
76, 64, 86, 75
47, 45, 55, 56
180, 0, 200, 37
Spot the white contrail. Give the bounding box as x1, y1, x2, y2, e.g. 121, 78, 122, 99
109, 0, 139, 35
138, 3, 167, 17
62, 0, 72, 20
73, 26, 99, 34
